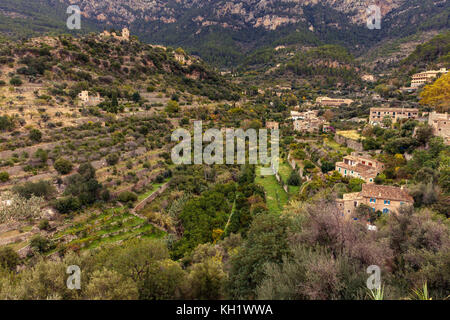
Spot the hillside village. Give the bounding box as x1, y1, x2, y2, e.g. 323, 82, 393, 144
0, 23, 448, 301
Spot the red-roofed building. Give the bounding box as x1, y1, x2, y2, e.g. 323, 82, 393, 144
337, 184, 414, 216
335, 155, 384, 183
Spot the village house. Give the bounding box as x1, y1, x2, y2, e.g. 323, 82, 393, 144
290, 110, 317, 121
77, 90, 102, 106
428, 111, 450, 145
101, 28, 130, 41
290, 110, 303, 121
335, 154, 384, 183
274, 85, 291, 97
316, 96, 354, 107
266, 121, 279, 130
290, 110, 326, 133
411, 68, 447, 88
372, 93, 382, 100
77, 90, 89, 103
361, 74, 376, 82
291, 110, 329, 132
293, 118, 325, 133
369, 107, 419, 125
337, 184, 414, 216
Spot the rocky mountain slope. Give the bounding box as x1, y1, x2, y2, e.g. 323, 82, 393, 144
55, 0, 406, 29
1, 0, 448, 67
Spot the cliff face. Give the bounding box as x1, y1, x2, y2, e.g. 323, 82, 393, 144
55, 0, 406, 30
1, 0, 447, 67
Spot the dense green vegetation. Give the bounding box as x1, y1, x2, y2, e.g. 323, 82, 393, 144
0, 0, 94, 39
0, 9, 449, 302
401, 32, 450, 70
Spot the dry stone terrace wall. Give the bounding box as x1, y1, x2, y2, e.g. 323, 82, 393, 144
334, 134, 363, 152
0, 232, 32, 246
134, 182, 170, 212
0, 142, 58, 160
0, 109, 172, 193
0, 221, 23, 234
0, 142, 151, 190
109, 168, 163, 198
288, 153, 304, 178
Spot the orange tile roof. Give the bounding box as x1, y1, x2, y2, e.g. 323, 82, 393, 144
336, 162, 379, 179
360, 184, 414, 202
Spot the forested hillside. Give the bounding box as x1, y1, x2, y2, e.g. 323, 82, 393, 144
402, 32, 450, 69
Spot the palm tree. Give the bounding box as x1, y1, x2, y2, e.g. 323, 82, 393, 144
411, 282, 432, 300
368, 286, 384, 300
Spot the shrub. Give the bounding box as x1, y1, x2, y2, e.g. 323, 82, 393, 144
30, 235, 52, 253
303, 160, 315, 171
0, 171, 9, 182
13, 180, 55, 200
100, 189, 111, 202
34, 148, 48, 164
287, 171, 301, 186
321, 161, 335, 173
126, 160, 133, 169
118, 191, 138, 204
180, 117, 189, 125
374, 173, 386, 185
165, 100, 179, 113
9, 77, 22, 86
54, 196, 81, 213
131, 92, 141, 102
0, 247, 20, 271
38, 219, 50, 230
54, 158, 73, 175
106, 153, 120, 166
0, 115, 14, 131
29, 128, 42, 142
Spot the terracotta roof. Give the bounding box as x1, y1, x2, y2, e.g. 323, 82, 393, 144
360, 184, 414, 202
336, 162, 379, 179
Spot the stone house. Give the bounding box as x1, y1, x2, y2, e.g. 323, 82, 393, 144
77, 90, 102, 106
316, 96, 354, 107
337, 184, 414, 216
369, 107, 419, 125
411, 68, 447, 88
335, 154, 384, 183
266, 121, 279, 130
293, 118, 325, 133
428, 112, 450, 145
101, 28, 130, 41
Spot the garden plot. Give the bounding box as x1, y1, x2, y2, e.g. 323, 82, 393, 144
52, 207, 165, 252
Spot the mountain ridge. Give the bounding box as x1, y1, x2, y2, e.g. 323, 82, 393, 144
0, 0, 448, 67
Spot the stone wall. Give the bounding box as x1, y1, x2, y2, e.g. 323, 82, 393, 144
134, 182, 170, 212
334, 134, 364, 152
288, 153, 304, 177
